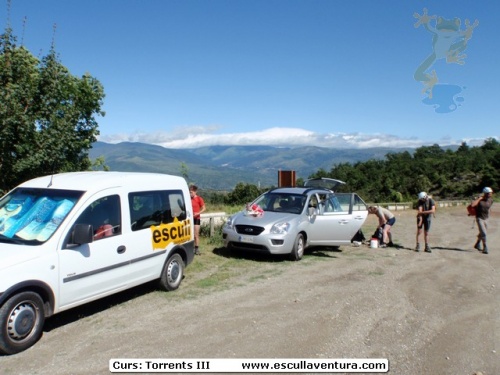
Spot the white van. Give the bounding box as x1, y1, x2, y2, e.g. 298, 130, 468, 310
0, 172, 195, 355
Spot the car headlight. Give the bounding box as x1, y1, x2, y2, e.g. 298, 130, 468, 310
224, 216, 235, 230
271, 222, 290, 234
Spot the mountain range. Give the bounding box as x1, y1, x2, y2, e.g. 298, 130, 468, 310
89, 141, 411, 190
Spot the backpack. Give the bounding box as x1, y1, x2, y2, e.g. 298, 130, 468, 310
351, 229, 366, 243
467, 204, 476, 216
372, 227, 383, 243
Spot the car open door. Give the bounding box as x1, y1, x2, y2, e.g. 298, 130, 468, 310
308, 193, 368, 246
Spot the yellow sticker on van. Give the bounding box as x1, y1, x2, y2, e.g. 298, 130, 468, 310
151, 218, 192, 250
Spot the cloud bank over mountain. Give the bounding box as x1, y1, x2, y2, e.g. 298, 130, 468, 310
98, 126, 494, 149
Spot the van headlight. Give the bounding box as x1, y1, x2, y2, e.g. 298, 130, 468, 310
271, 222, 290, 234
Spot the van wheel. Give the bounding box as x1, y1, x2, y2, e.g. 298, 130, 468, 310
159, 253, 184, 291
290, 233, 305, 261
0, 292, 45, 355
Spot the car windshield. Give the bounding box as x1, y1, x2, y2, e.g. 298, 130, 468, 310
253, 192, 306, 214
0, 188, 83, 245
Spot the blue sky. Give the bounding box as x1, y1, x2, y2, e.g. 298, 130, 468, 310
4, 0, 499, 148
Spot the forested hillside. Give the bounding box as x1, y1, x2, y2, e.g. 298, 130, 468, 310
309, 139, 499, 202
89, 142, 400, 190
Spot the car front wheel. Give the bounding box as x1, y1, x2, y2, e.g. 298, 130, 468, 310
158, 253, 184, 291
290, 233, 305, 261
0, 291, 45, 355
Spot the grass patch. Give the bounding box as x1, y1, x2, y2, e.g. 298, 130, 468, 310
368, 270, 385, 276
161, 237, 284, 300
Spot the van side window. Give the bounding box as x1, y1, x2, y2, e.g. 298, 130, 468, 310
129, 190, 186, 231
75, 195, 122, 240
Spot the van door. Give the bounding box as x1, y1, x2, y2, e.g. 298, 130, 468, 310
58, 194, 131, 308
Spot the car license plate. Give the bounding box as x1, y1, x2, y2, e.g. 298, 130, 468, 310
238, 235, 254, 243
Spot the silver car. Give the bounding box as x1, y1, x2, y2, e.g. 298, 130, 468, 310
223, 178, 368, 260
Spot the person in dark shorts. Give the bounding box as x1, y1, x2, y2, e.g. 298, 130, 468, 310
416, 192, 435, 253
471, 187, 493, 254
368, 206, 396, 247
190, 185, 206, 255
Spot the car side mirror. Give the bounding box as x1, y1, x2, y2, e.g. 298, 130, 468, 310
72, 224, 94, 245
308, 206, 317, 218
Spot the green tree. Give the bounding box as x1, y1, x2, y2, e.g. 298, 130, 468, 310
91, 156, 110, 171
225, 182, 262, 206
0, 26, 104, 191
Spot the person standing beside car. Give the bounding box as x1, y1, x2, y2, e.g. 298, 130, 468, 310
471, 187, 493, 254
416, 192, 435, 253
190, 185, 206, 255
368, 206, 395, 247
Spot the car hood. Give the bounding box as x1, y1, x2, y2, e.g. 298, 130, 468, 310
231, 211, 300, 226
0, 244, 42, 271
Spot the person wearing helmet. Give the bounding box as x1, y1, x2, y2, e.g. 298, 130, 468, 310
416, 192, 435, 252
470, 187, 494, 254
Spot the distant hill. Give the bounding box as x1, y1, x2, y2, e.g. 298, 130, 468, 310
89, 142, 412, 190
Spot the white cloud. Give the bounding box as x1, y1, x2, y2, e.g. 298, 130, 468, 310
97, 126, 495, 149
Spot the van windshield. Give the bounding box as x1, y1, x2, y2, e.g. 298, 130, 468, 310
0, 188, 83, 245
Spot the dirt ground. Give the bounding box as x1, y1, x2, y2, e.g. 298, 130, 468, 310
1, 206, 499, 375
